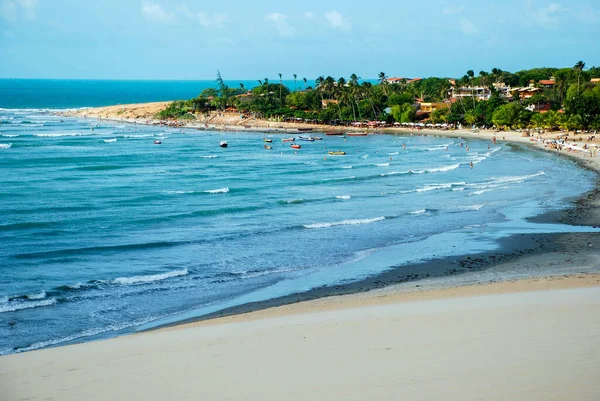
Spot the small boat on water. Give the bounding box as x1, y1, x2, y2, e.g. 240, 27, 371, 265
326, 132, 345, 136
298, 136, 315, 142
154, 140, 162, 144
263, 138, 273, 143
281, 137, 295, 142
314, 136, 323, 140
219, 141, 228, 148
347, 132, 368, 136
291, 144, 301, 149
264, 145, 272, 150
328, 150, 346, 155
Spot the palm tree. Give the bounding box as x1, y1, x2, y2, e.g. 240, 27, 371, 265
573, 60, 585, 91
531, 113, 545, 130
293, 74, 297, 91
278, 73, 283, 105
239, 83, 245, 91
378, 72, 388, 96
302, 77, 307, 90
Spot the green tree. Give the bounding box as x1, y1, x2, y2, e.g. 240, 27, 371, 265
391, 103, 416, 123
491, 102, 523, 129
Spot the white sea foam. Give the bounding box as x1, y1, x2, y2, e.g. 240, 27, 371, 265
491, 171, 545, 184
381, 170, 410, 177
203, 187, 229, 194
387, 152, 399, 155
0, 143, 12, 149
452, 187, 466, 191
112, 268, 189, 285
0, 134, 19, 137
103, 138, 117, 143
165, 190, 196, 195
335, 195, 351, 200
361, 155, 368, 159
200, 155, 218, 159
375, 163, 390, 167
34, 133, 90, 137
426, 163, 460, 173
341, 165, 353, 169
410, 209, 426, 215
121, 134, 154, 138
303, 216, 385, 229
1, 316, 157, 355
457, 204, 485, 211
0, 298, 57, 313
26, 291, 47, 300
468, 186, 509, 196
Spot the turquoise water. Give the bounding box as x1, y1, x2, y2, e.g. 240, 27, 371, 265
0, 108, 596, 354
0, 79, 315, 109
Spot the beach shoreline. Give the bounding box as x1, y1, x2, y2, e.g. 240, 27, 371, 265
53, 102, 600, 332
2, 273, 600, 401
2, 104, 599, 400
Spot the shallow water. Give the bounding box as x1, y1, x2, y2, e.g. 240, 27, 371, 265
0, 109, 595, 353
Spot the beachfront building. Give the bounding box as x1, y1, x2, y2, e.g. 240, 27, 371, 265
419, 102, 449, 113
539, 79, 555, 88
509, 86, 541, 100
321, 99, 339, 109
385, 77, 422, 85
449, 86, 492, 101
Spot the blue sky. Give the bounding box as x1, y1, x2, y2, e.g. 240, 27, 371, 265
1, 0, 599, 80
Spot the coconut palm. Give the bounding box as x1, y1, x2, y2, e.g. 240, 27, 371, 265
574, 61, 585, 91
303, 77, 307, 90
293, 73, 297, 91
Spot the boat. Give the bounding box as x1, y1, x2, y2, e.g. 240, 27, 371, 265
264, 145, 272, 150
154, 140, 162, 144
219, 141, 228, 148
328, 150, 346, 155
297, 127, 313, 132
281, 137, 295, 142
347, 132, 368, 136
326, 132, 345, 136
263, 138, 273, 143
314, 136, 323, 140
298, 136, 315, 142
291, 144, 301, 149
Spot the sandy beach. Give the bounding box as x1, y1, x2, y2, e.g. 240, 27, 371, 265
1, 103, 598, 400
2, 274, 599, 401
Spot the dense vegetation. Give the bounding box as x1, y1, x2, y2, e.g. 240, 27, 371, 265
157, 63, 600, 131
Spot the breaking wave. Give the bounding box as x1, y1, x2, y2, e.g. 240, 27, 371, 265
112, 268, 189, 285
303, 216, 386, 229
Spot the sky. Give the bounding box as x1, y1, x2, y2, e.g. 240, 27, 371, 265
1, 0, 599, 80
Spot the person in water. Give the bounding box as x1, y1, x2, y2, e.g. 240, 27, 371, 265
470, 162, 474, 168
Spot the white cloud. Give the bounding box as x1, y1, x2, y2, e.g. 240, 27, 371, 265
303, 12, 314, 19
442, 5, 463, 15
265, 12, 295, 38
324, 10, 351, 31
177, 6, 228, 29
197, 11, 228, 30
525, 0, 564, 27
141, 2, 176, 23
0, 0, 38, 21
459, 18, 478, 35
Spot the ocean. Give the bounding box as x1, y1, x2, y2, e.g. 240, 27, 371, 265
0, 79, 315, 109
0, 84, 597, 354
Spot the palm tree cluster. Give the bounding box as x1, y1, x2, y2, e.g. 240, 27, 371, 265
155, 63, 600, 130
